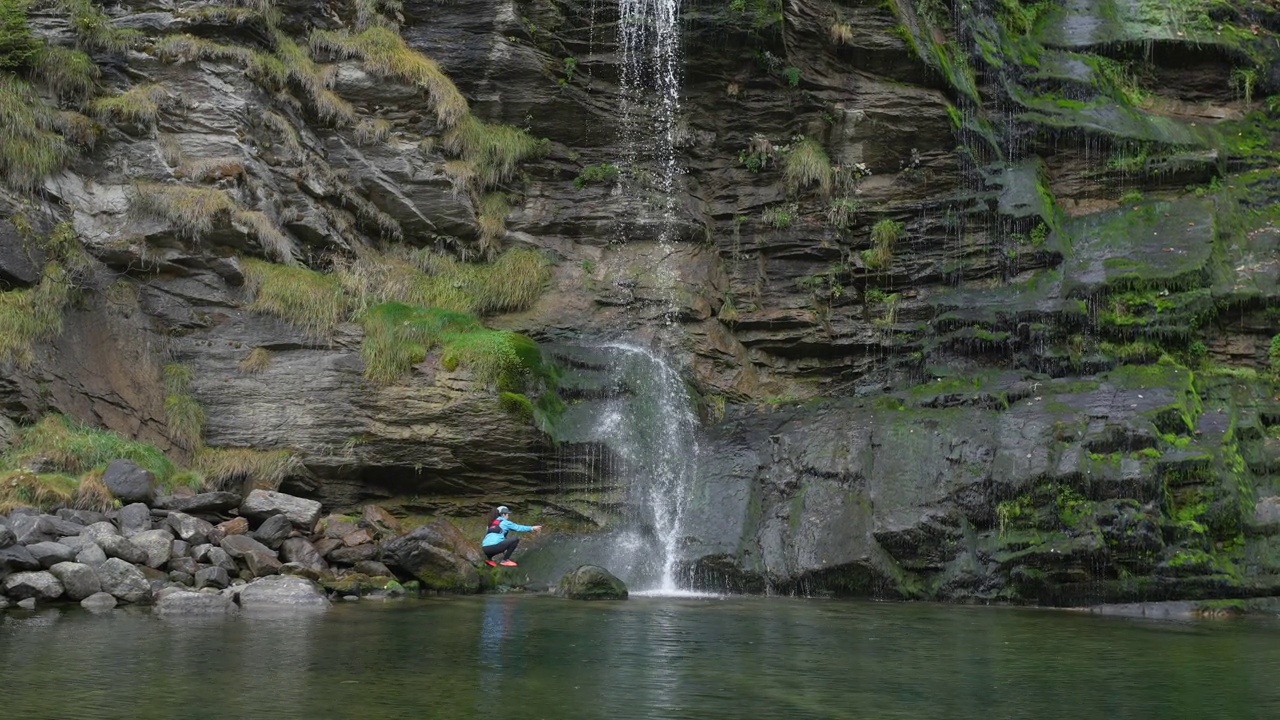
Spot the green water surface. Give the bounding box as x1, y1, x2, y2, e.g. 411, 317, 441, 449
2, 595, 1278, 719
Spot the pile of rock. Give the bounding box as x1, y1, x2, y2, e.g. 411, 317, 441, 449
0, 460, 489, 612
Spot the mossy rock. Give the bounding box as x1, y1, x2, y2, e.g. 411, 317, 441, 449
557, 565, 628, 600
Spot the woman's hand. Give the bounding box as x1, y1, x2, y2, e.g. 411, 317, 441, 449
533, 525, 543, 532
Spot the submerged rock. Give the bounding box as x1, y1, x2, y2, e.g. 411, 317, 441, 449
155, 590, 238, 615
80, 592, 118, 612
558, 566, 628, 601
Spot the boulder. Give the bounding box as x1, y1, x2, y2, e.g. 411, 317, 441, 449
11, 514, 83, 544
169, 571, 195, 586
316, 514, 359, 540
155, 590, 237, 615
313, 538, 342, 558
0, 596, 7, 610
201, 546, 238, 573
221, 534, 281, 576
239, 490, 322, 529
154, 492, 242, 514
279, 563, 322, 581
383, 523, 482, 593
354, 560, 394, 578
97, 558, 150, 603
194, 566, 231, 590
0, 544, 41, 572
0, 520, 14, 549
130, 529, 175, 568
2, 570, 65, 600
171, 539, 190, 558
56, 508, 108, 526
166, 513, 214, 545
97, 535, 149, 565
75, 543, 108, 567
116, 503, 152, 537
17, 597, 35, 610
208, 517, 249, 545
342, 528, 374, 547
252, 514, 293, 550
80, 522, 119, 542
361, 505, 402, 535
557, 565, 629, 600
237, 575, 329, 609
168, 556, 199, 576
280, 538, 327, 571
48, 561, 101, 600
80, 592, 117, 611
328, 544, 377, 565
58, 535, 94, 551
26, 541, 77, 568
101, 460, 155, 504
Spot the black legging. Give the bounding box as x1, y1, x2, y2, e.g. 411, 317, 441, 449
483, 538, 519, 561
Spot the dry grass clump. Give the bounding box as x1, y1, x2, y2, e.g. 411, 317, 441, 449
0, 74, 70, 190
131, 183, 236, 238
0, 470, 76, 514
53, 110, 101, 148
234, 209, 296, 264
442, 114, 547, 188
353, 117, 391, 145
829, 22, 854, 45
54, 0, 143, 53
0, 263, 72, 367
476, 192, 509, 253
192, 447, 300, 491
175, 156, 246, 182
29, 44, 99, 101
260, 110, 302, 154
310, 25, 467, 127
73, 470, 115, 512
163, 363, 205, 449
273, 31, 356, 126
242, 258, 349, 337
92, 83, 172, 126
784, 137, 833, 195
238, 347, 273, 373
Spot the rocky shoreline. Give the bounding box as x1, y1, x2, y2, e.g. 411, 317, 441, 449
0, 459, 494, 614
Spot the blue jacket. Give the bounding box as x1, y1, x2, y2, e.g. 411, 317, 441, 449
482, 517, 535, 546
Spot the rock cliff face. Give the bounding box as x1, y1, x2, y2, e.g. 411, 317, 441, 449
3, 0, 1280, 603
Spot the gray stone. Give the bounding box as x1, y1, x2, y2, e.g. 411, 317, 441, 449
80, 592, 118, 611
48, 561, 101, 600
252, 514, 292, 550
57, 535, 94, 551
80, 522, 119, 542
10, 515, 56, 544
280, 538, 327, 571
383, 521, 482, 592
353, 560, 393, 578
168, 571, 195, 586
278, 563, 321, 581
26, 541, 77, 568
101, 460, 156, 504
117, 503, 152, 537
0, 595, 7, 610
2, 570, 65, 600
75, 543, 108, 567
239, 490, 322, 530
130, 529, 175, 568
1252, 496, 1280, 534
0, 544, 41, 571
96, 558, 150, 604
243, 550, 282, 578
56, 508, 108, 526
171, 539, 189, 558
328, 543, 378, 565
205, 546, 237, 573
155, 590, 237, 615
558, 565, 628, 601
17, 597, 36, 610
166, 512, 213, 545
220, 533, 276, 561
97, 535, 149, 565
0, 520, 13, 549
0, 218, 42, 287
168, 556, 199, 575
194, 566, 231, 590
237, 575, 329, 609
154, 492, 242, 514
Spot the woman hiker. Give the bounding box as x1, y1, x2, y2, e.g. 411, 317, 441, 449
482, 505, 542, 567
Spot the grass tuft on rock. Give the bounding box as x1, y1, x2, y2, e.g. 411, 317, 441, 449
131, 183, 236, 238
1, 414, 177, 483
238, 347, 273, 373
784, 137, 833, 195
863, 218, 904, 270
442, 114, 547, 188
0, 263, 73, 367
476, 192, 509, 253
0, 74, 70, 190
163, 363, 204, 449
92, 83, 171, 126
0, 470, 76, 514
192, 447, 300, 491
309, 25, 467, 127
54, 0, 143, 53
29, 44, 99, 101
242, 258, 350, 337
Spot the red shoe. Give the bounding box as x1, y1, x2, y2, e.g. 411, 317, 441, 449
484, 560, 497, 567
498, 560, 518, 567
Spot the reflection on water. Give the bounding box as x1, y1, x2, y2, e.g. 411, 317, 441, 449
3, 596, 1280, 719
